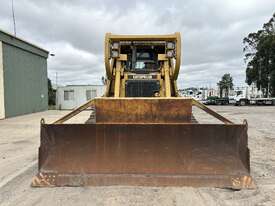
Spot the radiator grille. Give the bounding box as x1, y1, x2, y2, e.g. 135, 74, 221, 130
125, 80, 160, 97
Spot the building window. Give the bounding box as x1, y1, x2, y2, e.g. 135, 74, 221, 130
86, 89, 97, 100
64, 90, 74, 101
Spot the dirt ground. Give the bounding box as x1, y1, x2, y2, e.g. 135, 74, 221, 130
0, 106, 275, 206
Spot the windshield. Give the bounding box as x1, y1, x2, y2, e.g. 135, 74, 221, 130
121, 43, 165, 72
135, 61, 145, 69
133, 51, 157, 70
137, 52, 151, 59
236, 91, 243, 96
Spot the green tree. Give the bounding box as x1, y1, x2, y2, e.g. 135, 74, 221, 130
243, 13, 275, 97
217, 74, 234, 97
48, 78, 56, 106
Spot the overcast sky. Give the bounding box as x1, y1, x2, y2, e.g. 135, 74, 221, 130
0, 0, 274, 88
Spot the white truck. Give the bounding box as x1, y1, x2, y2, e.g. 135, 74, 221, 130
233, 86, 275, 106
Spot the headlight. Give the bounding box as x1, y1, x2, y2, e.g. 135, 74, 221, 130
166, 50, 174, 58
111, 50, 119, 58
112, 42, 119, 50
166, 42, 175, 49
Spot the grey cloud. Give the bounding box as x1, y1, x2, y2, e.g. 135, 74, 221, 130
0, 0, 275, 88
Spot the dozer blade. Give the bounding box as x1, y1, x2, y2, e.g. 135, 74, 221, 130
32, 123, 254, 189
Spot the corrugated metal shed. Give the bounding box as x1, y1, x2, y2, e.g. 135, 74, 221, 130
0, 29, 49, 118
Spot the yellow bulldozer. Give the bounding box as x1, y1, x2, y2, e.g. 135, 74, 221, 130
32, 33, 254, 189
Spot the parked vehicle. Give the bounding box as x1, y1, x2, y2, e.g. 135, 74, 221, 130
204, 96, 219, 105
234, 88, 275, 106
216, 97, 229, 105
204, 96, 229, 105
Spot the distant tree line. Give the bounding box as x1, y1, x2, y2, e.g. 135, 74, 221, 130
48, 78, 56, 106
243, 13, 275, 97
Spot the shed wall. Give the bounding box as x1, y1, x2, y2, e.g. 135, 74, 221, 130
56, 85, 105, 110
3, 43, 48, 117
0, 41, 4, 119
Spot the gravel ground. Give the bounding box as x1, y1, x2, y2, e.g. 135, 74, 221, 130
0, 106, 275, 206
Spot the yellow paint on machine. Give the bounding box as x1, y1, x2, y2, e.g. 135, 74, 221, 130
33, 33, 254, 189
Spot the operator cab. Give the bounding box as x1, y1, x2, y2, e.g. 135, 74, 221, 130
119, 42, 165, 97
121, 43, 165, 72
106, 34, 179, 98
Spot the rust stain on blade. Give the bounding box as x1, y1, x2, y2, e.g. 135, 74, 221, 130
32, 172, 55, 187
95, 98, 192, 123
33, 123, 255, 189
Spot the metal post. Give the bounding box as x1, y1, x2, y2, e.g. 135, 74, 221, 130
56, 72, 58, 87
259, 59, 262, 98
11, 0, 16, 36
114, 61, 121, 97
267, 60, 271, 98
164, 61, 171, 97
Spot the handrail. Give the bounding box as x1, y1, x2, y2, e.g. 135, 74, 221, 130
192, 99, 233, 124
53, 99, 95, 124
52, 97, 232, 124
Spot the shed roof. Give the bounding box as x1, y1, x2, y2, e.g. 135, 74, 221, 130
0, 29, 49, 58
